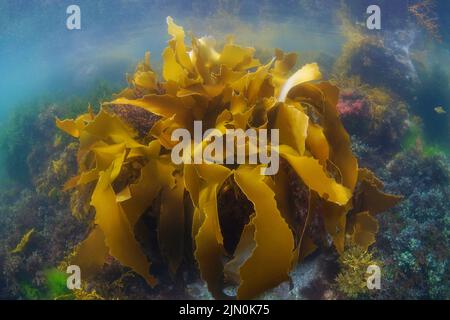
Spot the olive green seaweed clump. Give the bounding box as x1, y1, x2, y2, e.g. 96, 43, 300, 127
19, 269, 70, 300
57, 18, 401, 299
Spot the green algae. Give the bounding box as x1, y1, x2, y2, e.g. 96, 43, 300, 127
401, 117, 450, 157
43, 269, 71, 299
0, 82, 117, 187
19, 268, 72, 300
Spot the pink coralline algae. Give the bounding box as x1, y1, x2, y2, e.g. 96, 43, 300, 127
337, 90, 368, 117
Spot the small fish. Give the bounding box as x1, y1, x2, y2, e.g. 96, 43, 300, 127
434, 106, 446, 114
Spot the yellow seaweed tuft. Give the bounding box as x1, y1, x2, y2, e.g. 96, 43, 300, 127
335, 245, 381, 298
11, 229, 34, 254
56, 17, 400, 299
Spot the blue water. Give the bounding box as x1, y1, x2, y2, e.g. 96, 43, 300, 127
0, 0, 449, 141
0, 0, 346, 118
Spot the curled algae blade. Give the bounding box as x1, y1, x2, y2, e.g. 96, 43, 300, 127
279, 145, 352, 206
158, 173, 185, 275
306, 123, 330, 164
350, 211, 379, 250
71, 226, 109, 277
192, 164, 231, 299
234, 165, 295, 299
274, 103, 309, 156
91, 165, 157, 287
167, 16, 194, 73
278, 63, 322, 102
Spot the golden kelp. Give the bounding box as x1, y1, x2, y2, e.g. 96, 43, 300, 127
57, 17, 400, 299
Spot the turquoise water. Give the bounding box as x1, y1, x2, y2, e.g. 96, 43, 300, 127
0, 1, 345, 117
1, 0, 449, 143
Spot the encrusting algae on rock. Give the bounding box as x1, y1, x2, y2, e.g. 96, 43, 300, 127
56, 17, 402, 299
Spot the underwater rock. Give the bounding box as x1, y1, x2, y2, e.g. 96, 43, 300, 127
261, 251, 339, 300
336, 84, 409, 154
186, 251, 339, 300
0, 104, 89, 299
384, 30, 419, 83
376, 150, 450, 299
338, 29, 419, 101
110, 104, 161, 139
336, 88, 371, 138
337, 89, 369, 117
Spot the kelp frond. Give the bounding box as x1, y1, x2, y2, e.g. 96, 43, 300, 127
56, 17, 400, 299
